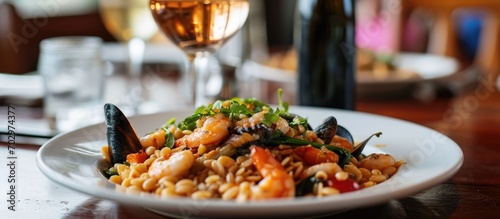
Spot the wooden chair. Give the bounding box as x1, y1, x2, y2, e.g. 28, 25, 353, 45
0, 2, 115, 74
401, 0, 500, 86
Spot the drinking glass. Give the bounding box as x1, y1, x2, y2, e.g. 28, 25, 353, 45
38, 36, 106, 131
98, 0, 158, 113
150, 0, 249, 106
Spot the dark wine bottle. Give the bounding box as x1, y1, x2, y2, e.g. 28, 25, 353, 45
296, 0, 355, 109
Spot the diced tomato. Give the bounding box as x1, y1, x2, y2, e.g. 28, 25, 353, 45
326, 177, 360, 193
126, 150, 148, 164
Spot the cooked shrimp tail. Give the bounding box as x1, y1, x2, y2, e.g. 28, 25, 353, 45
140, 129, 166, 149
360, 153, 396, 171
269, 136, 351, 167
175, 113, 231, 148
293, 145, 339, 166
330, 135, 354, 152
148, 150, 195, 180
250, 145, 295, 199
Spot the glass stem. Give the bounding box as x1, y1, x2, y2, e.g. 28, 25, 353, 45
187, 51, 211, 107
127, 38, 146, 113
186, 54, 196, 105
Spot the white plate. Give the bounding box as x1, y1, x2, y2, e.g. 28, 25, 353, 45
37, 106, 463, 218
243, 53, 459, 97
357, 53, 459, 96
358, 53, 459, 84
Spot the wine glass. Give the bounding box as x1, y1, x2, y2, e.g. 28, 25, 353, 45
150, 0, 249, 106
98, 0, 158, 113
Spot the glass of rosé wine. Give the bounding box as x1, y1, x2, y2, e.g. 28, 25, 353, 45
150, 0, 249, 106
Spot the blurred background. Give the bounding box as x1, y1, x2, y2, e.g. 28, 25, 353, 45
1, 0, 499, 107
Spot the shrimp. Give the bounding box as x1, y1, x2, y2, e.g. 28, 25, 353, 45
250, 145, 295, 199
140, 129, 166, 149
273, 115, 290, 135
299, 162, 342, 180
234, 111, 290, 135
148, 150, 195, 180
330, 135, 354, 152
360, 153, 396, 171
293, 145, 339, 166
175, 113, 231, 148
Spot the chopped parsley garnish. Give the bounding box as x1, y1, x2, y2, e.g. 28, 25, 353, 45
289, 116, 308, 128
174, 89, 308, 137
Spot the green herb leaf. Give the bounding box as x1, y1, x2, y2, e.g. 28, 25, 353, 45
289, 116, 308, 127
212, 100, 223, 109
103, 168, 118, 178
282, 102, 289, 112
165, 118, 176, 125
194, 105, 208, 114
164, 130, 175, 148
230, 103, 253, 117
270, 129, 283, 140
277, 88, 289, 113
264, 112, 280, 123
240, 97, 268, 113
178, 114, 202, 130
261, 119, 271, 127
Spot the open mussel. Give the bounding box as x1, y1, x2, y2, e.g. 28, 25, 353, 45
314, 116, 338, 144
104, 103, 142, 165
351, 132, 382, 158
336, 125, 354, 144
314, 116, 355, 145
313, 115, 381, 158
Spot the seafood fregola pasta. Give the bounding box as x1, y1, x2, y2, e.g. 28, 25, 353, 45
101, 96, 403, 201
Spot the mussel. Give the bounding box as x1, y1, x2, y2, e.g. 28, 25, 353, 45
351, 132, 382, 158
314, 116, 355, 145
314, 116, 338, 144
233, 123, 273, 140
336, 125, 354, 144
104, 103, 142, 165
313, 115, 381, 158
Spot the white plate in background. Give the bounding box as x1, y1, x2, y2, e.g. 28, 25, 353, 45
243, 53, 459, 97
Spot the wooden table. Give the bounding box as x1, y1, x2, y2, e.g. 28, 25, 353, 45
2, 79, 500, 218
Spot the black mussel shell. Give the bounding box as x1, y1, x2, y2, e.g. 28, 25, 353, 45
351, 132, 382, 158
104, 103, 142, 165
314, 116, 338, 144
336, 125, 354, 144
